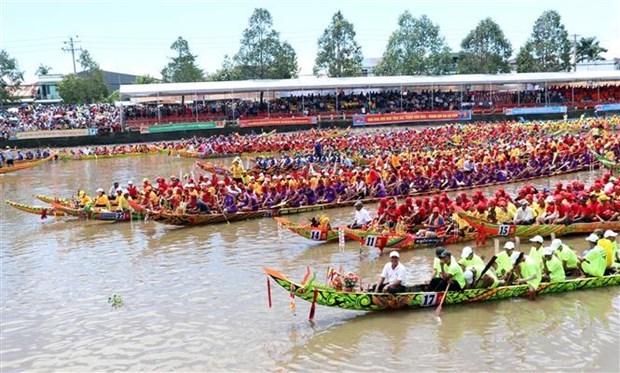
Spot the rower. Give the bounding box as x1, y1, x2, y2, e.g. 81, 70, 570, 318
512, 200, 535, 225
114, 189, 131, 212
495, 241, 515, 279
428, 251, 466, 292
458, 246, 484, 269
463, 264, 500, 289
430, 248, 446, 280
349, 201, 372, 229
370, 251, 408, 294
93, 188, 111, 210
597, 230, 617, 271
542, 247, 565, 283
512, 252, 542, 297
77, 190, 91, 208
528, 235, 545, 268
578, 234, 607, 277
553, 238, 579, 276
108, 181, 120, 197
602, 230, 619, 271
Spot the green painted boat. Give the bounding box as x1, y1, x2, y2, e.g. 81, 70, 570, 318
264, 267, 620, 311
458, 212, 620, 239
340, 226, 476, 252
274, 217, 340, 242
51, 203, 146, 221
5, 200, 66, 216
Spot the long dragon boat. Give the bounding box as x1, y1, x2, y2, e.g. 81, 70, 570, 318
5, 200, 66, 217
35, 194, 73, 206
274, 217, 341, 242
51, 203, 146, 221
591, 150, 619, 172
264, 267, 620, 312
458, 212, 620, 239
340, 226, 476, 252
0, 155, 53, 174
56, 151, 155, 161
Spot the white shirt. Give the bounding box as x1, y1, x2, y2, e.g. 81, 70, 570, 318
354, 208, 372, 226
380, 262, 408, 285
514, 206, 535, 222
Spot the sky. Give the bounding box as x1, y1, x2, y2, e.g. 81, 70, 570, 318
2, 0, 619, 83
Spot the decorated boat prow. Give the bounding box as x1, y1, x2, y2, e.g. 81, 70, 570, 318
274, 217, 340, 242
5, 200, 66, 217
264, 267, 620, 312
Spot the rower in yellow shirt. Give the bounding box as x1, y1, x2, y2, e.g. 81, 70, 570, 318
77, 190, 91, 208
229, 159, 244, 183
114, 189, 131, 212
93, 188, 111, 210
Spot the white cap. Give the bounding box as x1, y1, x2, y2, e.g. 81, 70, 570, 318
116, 188, 122, 192
127, 180, 133, 184
529, 235, 544, 243
96, 188, 104, 193
585, 233, 599, 243
545, 196, 554, 203
464, 270, 474, 285
511, 251, 521, 264
604, 230, 618, 238
461, 246, 473, 259
389, 251, 399, 258
504, 241, 515, 250
543, 247, 554, 256
550, 239, 562, 250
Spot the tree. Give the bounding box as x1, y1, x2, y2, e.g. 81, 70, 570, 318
232, 8, 299, 80
36, 64, 51, 76
516, 41, 537, 73
208, 55, 244, 81
313, 11, 363, 77
57, 70, 108, 104
134, 74, 158, 84
161, 37, 205, 82
374, 12, 453, 76
78, 49, 99, 71
576, 37, 607, 63
0, 50, 24, 104
457, 18, 512, 74
516, 10, 571, 72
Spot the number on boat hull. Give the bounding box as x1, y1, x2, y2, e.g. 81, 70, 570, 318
310, 230, 322, 241
420, 292, 438, 307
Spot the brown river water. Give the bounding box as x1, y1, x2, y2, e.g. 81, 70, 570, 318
1, 155, 618, 372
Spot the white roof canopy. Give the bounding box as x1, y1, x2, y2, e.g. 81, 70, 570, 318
120, 70, 620, 98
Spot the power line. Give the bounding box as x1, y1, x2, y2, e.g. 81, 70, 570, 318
62, 36, 82, 74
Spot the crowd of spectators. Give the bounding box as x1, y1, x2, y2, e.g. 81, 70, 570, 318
1, 104, 121, 139
2, 85, 619, 137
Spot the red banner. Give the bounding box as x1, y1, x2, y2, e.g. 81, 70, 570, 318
239, 116, 317, 128
353, 111, 472, 126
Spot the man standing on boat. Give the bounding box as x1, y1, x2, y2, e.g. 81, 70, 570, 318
371, 251, 408, 294
349, 201, 372, 229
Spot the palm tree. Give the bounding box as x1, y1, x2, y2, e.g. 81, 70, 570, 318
576, 37, 608, 63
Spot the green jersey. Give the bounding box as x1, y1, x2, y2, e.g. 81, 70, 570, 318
518, 256, 542, 290
443, 258, 466, 289
543, 255, 565, 283
582, 246, 606, 277
495, 251, 513, 276
555, 244, 579, 270
459, 254, 485, 268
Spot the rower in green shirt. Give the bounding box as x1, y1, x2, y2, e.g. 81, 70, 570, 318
458, 246, 484, 269
430, 248, 446, 279
464, 264, 500, 289
554, 239, 579, 275
495, 241, 515, 279
542, 247, 565, 283
528, 235, 545, 269
512, 251, 542, 298
579, 234, 607, 277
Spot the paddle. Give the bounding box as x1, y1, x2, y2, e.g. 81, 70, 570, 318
214, 194, 230, 225
474, 255, 497, 288
435, 281, 450, 318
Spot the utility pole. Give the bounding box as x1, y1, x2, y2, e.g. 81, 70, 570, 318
62, 36, 82, 74
572, 34, 579, 72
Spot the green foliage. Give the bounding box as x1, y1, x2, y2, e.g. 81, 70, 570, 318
231, 8, 299, 80
58, 70, 108, 104
457, 18, 512, 74
36, 64, 51, 76
134, 74, 158, 84
0, 50, 24, 103
313, 11, 363, 77
208, 55, 244, 82
106, 90, 120, 103
516, 10, 571, 72
161, 37, 205, 83
576, 37, 607, 63
374, 12, 453, 76
78, 50, 100, 71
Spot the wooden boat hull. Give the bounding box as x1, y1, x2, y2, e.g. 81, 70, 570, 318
274, 217, 340, 242
35, 195, 73, 206
264, 267, 620, 311
51, 203, 145, 221
5, 200, 66, 216
340, 227, 476, 251
458, 212, 620, 239
56, 152, 154, 161
0, 155, 52, 174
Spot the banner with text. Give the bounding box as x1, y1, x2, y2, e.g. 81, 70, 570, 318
12, 128, 91, 140
141, 121, 225, 134
352, 111, 472, 126
595, 103, 620, 112
239, 116, 317, 128
504, 106, 567, 115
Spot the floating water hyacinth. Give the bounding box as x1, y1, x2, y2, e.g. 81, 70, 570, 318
108, 294, 123, 309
